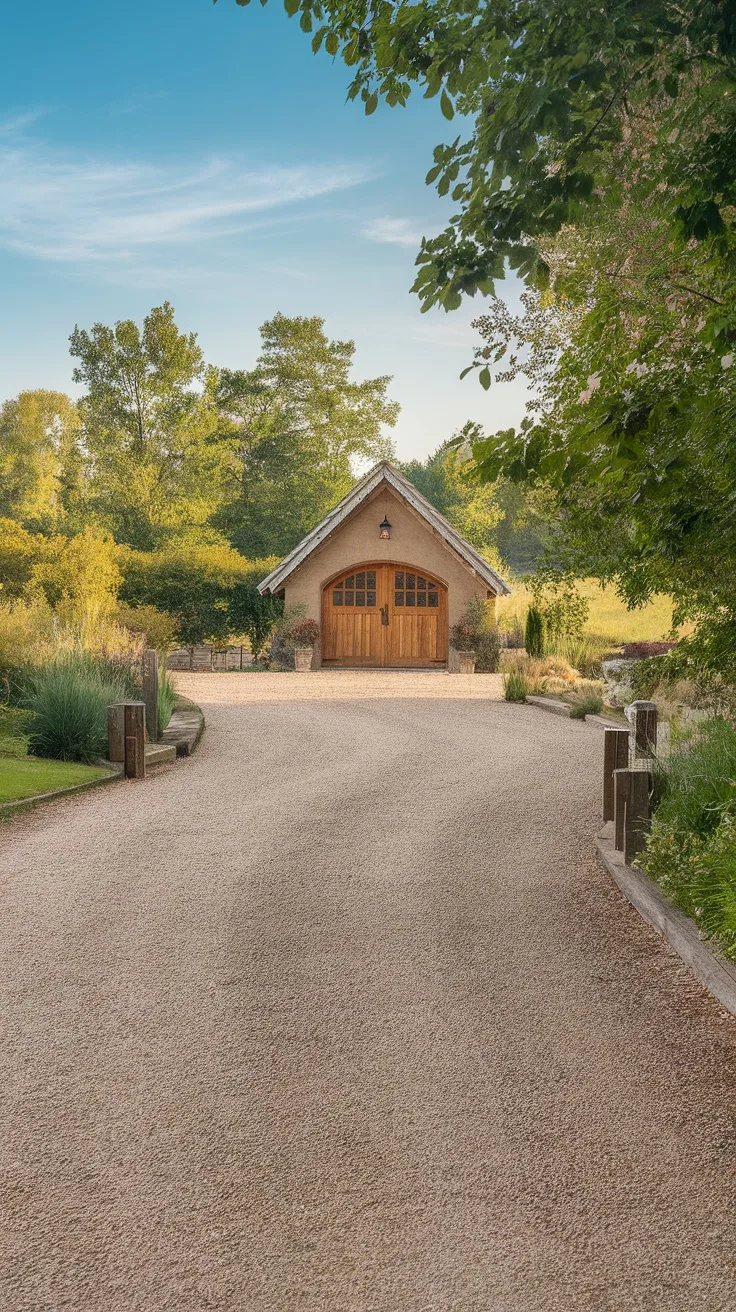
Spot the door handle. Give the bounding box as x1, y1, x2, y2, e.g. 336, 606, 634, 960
380, 604, 389, 626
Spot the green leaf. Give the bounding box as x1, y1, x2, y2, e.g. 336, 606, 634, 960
325, 31, 339, 55
459, 364, 475, 380
479, 366, 491, 390
284, 0, 299, 15
440, 89, 455, 120
365, 91, 378, 115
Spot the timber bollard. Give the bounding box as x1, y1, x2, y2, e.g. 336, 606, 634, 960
614, 767, 653, 864
603, 728, 629, 821
628, 699, 658, 760
107, 701, 146, 779
142, 648, 159, 742
124, 702, 146, 779
107, 703, 126, 764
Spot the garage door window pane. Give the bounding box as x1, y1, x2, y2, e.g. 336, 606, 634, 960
333, 590, 343, 605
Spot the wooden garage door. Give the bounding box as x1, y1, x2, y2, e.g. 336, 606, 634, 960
321, 564, 448, 668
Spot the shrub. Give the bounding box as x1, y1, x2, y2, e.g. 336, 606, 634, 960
115, 601, 179, 653
503, 670, 528, 702
475, 626, 501, 673
288, 618, 320, 648
229, 585, 283, 662
525, 605, 544, 658
450, 595, 500, 668
569, 692, 604, 719
640, 719, 736, 957
450, 621, 477, 652
157, 668, 177, 736
23, 655, 134, 762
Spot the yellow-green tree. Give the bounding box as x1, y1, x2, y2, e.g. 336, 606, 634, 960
0, 390, 83, 530
70, 303, 222, 550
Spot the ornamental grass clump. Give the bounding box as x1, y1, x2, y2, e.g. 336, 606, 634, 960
639, 718, 736, 959
23, 652, 137, 763
503, 670, 529, 702
569, 692, 604, 719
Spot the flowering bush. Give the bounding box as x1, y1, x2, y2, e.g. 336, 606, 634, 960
449, 621, 477, 652
288, 618, 319, 648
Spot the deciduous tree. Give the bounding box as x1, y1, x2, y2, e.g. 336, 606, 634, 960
70, 303, 222, 550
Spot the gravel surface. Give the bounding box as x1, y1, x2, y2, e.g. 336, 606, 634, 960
2, 671, 736, 1311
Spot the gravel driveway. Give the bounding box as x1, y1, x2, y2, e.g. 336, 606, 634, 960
2, 671, 736, 1311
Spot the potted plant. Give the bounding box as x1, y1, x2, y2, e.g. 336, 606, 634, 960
288, 618, 320, 672
450, 620, 477, 674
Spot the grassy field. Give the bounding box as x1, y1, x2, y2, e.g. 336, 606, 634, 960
498, 579, 677, 643
0, 757, 112, 804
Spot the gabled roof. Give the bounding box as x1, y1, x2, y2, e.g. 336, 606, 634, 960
258, 460, 511, 596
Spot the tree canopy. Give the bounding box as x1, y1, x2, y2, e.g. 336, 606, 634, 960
213, 313, 399, 556
224, 0, 736, 313
70, 302, 221, 550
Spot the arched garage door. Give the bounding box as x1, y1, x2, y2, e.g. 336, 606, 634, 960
321, 563, 448, 668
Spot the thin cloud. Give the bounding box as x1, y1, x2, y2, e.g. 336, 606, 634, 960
0, 119, 372, 267
362, 217, 425, 248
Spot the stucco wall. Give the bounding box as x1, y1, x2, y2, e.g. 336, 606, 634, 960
283, 487, 498, 670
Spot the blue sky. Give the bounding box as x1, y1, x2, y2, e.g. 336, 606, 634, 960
1, 0, 528, 460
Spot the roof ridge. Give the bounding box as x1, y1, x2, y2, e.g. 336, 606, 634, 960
258, 462, 511, 596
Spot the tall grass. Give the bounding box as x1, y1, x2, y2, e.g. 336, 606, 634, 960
23, 652, 139, 763
157, 668, 177, 736
503, 670, 529, 702
497, 579, 678, 645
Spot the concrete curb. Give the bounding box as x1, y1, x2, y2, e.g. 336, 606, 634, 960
0, 767, 121, 818
596, 828, 736, 1016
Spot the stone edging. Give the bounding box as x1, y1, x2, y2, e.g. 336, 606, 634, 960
0, 767, 122, 818
596, 828, 736, 1016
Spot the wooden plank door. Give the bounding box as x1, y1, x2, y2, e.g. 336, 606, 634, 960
321, 565, 385, 666
385, 567, 447, 667
322, 564, 448, 667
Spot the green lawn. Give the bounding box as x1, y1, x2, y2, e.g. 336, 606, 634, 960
0, 756, 113, 804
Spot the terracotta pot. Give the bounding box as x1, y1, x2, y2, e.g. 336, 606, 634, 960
458, 650, 476, 675
294, 646, 313, 673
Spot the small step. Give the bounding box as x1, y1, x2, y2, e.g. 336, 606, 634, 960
145, 742, 177, 767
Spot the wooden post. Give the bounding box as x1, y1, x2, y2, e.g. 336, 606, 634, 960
614, 767, 653, 863
613, 768, 631, 852
142, 649, 159, 742
107, 703, 125, 763
629, 699, 658, 759
603, 728, 629, 821
124, 702, 146, 779
625, 770, 653, 864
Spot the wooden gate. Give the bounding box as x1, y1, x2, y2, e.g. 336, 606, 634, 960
321, 563, 448, 668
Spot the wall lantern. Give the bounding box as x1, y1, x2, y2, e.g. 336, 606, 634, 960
379, 516, 392, 540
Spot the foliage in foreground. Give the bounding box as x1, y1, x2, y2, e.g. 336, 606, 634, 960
23, 653, 140, 763
640, 720, 736, 960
